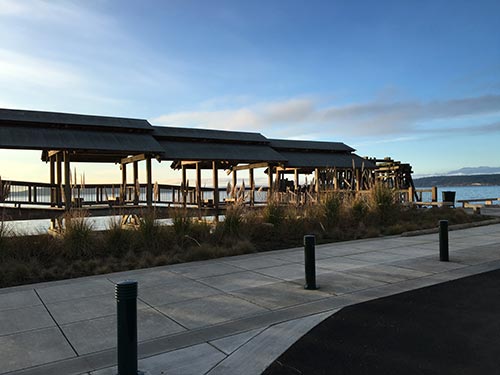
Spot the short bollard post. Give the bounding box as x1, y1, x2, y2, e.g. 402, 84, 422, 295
439, 220, 449, 262
116, 280, 141, 375
304, 235, 318, 290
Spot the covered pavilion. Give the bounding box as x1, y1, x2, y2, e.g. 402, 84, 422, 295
0, 107, 377, 226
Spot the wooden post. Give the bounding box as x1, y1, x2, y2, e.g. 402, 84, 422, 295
133, 161, 139, 205
50, 156, 55, 207
267, 165, 273, 201
212, 161, 219, 209
182, 164, 187, 207
431, 186, 438, 202
196, 162, 202, 208
56, 153, 62, 208
121, 164, 127, 186
64, 151, 71, 209
315, 168, 320, 197
121, 163, 127, 203
232, 170, 237, 196
333, 168, 338, 190
146, 157, 152, 206
355, 169, 361, 191
408, 186, 415, 203
249, 168, 255, 206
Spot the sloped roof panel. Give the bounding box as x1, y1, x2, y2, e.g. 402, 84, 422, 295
158, 140, 286, 162
0, 108, 152, 131
270, 139, 355, 152
0, 126, 164, 153
153, 126, 267, 143
279, 151, 375, 169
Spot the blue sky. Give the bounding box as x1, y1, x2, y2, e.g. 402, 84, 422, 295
1, 0, 499, 182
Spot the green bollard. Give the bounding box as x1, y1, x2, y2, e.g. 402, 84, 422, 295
304, 235, 318, 290
439, 220, 449, 262
116, 280, 143, 375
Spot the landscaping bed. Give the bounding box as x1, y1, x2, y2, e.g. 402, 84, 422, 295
0, 187, 490, 288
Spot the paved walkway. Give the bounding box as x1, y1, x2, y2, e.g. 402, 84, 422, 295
1, 223, 500, 375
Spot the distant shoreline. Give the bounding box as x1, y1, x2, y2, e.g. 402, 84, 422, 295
414, 174, 500, 187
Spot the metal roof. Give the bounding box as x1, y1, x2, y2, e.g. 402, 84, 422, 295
0, 108, 152, 131
158, 140, 286, 163
153, 126, 268, 143
278, 151, 376, 169
270, 139, 355, 153
0, 126, 164, 153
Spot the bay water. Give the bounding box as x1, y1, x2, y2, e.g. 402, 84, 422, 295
3, 185, 500, 236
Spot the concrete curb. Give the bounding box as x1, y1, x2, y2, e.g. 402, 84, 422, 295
401, 218, 500, 237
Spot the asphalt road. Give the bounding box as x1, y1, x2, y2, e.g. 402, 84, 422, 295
263, 268, 500, 375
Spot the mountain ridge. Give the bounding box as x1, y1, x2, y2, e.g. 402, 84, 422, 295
413, 173, 500, 187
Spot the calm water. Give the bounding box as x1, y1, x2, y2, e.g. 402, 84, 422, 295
3, 185, 500, 235
420, 185, 500, 202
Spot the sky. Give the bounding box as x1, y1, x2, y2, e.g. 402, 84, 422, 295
0, 0, 499, 183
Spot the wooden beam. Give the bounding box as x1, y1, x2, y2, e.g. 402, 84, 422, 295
181, 160, 201, 166
230, 162, 270, 172
294, 169, 299, 191
121, 154, 147, 165
48, 150, 62, 158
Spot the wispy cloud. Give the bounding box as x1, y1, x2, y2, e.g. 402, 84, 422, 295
0, 0, 187, 113
0, 49, 83, 89
152, 94, 500, 139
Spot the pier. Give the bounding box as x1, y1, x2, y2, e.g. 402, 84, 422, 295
0, 108, 448, 230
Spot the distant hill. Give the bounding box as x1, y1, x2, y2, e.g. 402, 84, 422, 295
446, 166, 500, 175
414, 174, 500, 187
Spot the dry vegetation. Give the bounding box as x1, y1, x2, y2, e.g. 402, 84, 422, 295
0, 185, 487, 288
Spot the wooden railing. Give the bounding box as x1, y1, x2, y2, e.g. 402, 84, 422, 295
1, 179, 433, 208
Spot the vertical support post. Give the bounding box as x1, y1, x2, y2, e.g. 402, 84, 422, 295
146, 157, 152, 207
133, 161, 139, 205
64, 151, 71, 210
431, 186, 438, 202
315, 168, 320, 202
181, 165, 187, 207
408, 186, 415, 203
196, 162, 202, 208
212, 161, 219, 209
50, 156, 55, 207
56, 153, 63, 208
439, 220, 449, 261
355, 169, 361, 191
115, 281, 140, 375
294, 169, 300, 204
267, 165, 273, 201
249, 168, 255, 206
304, 235, 318, 290
333, 169, 338, 190
232, 170, 237, 197
121, 164, 127, 203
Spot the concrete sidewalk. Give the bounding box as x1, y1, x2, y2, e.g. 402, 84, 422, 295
1, 224, 500, 375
